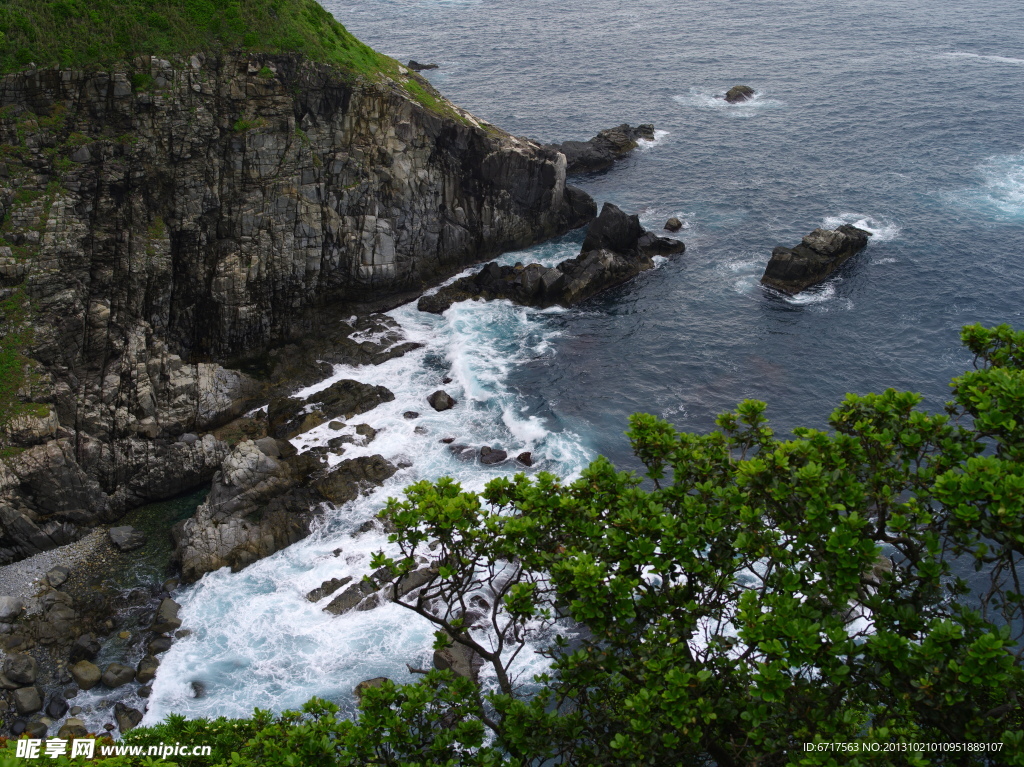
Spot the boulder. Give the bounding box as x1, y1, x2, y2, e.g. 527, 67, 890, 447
101, 662, 136, 688
305, 576, 352, 602
136, 655, 160, 685
109, 526, 146, 552
315, 455, 397, 505
151, 598, 182, 633
548, 124, 656, 175
664, 217, 683, 232
3, 653, 37, 685
45, 694, 69, 719
58, 718, 89, 739
70, 660, 101, 690
114, 702, 144, 732
13, 686, 42, 715
760, 224, 871, 294
516, 452, 534, 466
0, 597, 24, 623
427, 390, 456, 412
354, 677, 390, 701
479, 447, 507, 465
147, 634, 173, 655
24, 720, 48, 738
46, 566, 70, 587
724, 85, 755, 103
403, 411, 420, 419
69, 633, 101, 664
433, 635, 484, 683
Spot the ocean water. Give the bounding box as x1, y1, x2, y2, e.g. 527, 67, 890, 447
128, 0, 1024, 729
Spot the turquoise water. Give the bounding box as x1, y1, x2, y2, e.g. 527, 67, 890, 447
139, 0, 1024, 726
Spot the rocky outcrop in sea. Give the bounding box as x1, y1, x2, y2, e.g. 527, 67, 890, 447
547, 124, 656, 175
418, 202, 685, 313
761, 225, 871, 294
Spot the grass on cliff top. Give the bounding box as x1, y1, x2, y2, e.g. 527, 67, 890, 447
0, 0, 390, 79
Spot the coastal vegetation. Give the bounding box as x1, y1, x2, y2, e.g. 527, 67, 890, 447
3, 323, 1021, 764
0, 0, 390, 80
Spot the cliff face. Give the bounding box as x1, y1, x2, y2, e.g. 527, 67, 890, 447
0, 53, 594, 563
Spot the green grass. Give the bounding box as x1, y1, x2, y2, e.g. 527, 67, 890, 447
0, 289, 36, 431
0, 1, 474, 120
0, 0, 395, 81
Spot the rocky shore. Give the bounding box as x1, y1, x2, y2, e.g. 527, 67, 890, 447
418, 202, 685, 313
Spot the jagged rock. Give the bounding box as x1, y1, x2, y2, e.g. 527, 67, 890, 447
136, 655, 160, 685
479, 447, 507, 465
101, 663, 136, 688
3, 653, 37, 685
173, 441, 323, 582
268, 380, 395, 439
109, 526, 146, 552
13, 686, 42, 715
315, 455, 397, 505
516, 452, 534, 466
760, 225, 872, 294
724, 85, 755, 103
69, 633, 100, 663
407, 60, 439, 71
46, 565, 70, 587
70, 661, 100, 690
427, 391, 456, 412
0, 597, 24, 623
323, 580, 377, 615
305, 576, 352, 602
45, 695, 68, 719
354, 677, 390, 701
114, 702, 144, 732
151, 598, 182, 633
664, 217, 683, 232
548, 124, 656, 175
403, 411, 419, 419
420, 203, 685, 313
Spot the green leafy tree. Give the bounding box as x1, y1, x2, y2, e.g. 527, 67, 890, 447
5, 325, 1022, 765
371, 323, 1024, 766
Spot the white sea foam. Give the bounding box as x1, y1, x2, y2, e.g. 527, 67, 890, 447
636, 129, 669, 149
672, 89, 785, 116
137, 242, 597, 730
941, 51, 1024, 66
821, 213, 901, 242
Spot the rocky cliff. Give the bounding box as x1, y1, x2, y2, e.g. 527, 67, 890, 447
0, 53, 594, 564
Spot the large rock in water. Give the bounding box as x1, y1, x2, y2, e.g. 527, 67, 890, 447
267, 380, 395, 439
760, 225, 872, 294
548, 124, 656, 175
418, 203, 685, 312
724, 85, 755, 103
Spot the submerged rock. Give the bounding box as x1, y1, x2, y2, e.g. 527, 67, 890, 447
724, 85, 755, 103
761, 225, 871, 294
108, 526, 146, 552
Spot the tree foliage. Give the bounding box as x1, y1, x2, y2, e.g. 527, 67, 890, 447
5, 324, 1022, 765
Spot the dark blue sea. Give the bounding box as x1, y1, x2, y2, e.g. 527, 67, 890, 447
108, 0, 1024, 727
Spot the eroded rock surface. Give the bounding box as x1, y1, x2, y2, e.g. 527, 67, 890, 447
761, 225, 871, 294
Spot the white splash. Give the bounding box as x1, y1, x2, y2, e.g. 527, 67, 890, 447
941, 51, 1024, 66
821, 213, 901, 242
